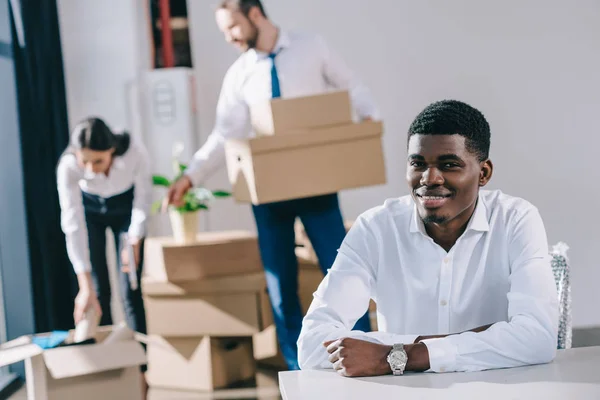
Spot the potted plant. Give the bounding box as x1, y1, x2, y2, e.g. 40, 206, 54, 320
152, 143, 231, 243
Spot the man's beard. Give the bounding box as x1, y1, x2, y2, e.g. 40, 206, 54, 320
245, 21, 259, 50
422, 214, 449, 225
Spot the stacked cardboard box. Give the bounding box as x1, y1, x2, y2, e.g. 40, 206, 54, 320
225, 90, 387, 205
142, 231, 266, 391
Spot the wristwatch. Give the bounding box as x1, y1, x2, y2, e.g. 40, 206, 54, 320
387, 343, 408, 376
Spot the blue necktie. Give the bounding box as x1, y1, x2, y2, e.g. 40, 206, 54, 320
268, 52, 281, 98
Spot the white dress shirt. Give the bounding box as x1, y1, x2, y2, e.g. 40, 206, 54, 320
56, 139, 152, 274
184, 29, 380, 185
297, 189, 559, 373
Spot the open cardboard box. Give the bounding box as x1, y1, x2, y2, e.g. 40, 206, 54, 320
249, 90, 352, 136
144, 230, 263, 282
225, 121, 386, 205
142, 272, 267, 337
145, 335, 256, 392
0, 326, 146, 400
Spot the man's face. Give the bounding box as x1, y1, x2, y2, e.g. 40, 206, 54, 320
215, 8, 259, 52
406, 134, 492, 226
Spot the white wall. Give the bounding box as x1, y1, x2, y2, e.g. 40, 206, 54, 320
57, 0, 600, 326
57, 0, 152, 132
187, 0, 600, 327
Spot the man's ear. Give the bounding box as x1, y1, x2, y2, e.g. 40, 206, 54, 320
247, 6, 262, 23
479, 159, 493, 187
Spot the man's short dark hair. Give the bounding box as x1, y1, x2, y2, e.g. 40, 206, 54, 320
218, 0, 267, 18
408, 100, 491, 161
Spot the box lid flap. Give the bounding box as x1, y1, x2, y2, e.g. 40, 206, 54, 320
149, 230, 257, 248
0, 343, 43, 367
142, 272, 266, 296
43, 340, 146, 379
244, 121, 383, 154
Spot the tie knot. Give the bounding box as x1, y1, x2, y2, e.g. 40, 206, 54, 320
268, 52, 278, 60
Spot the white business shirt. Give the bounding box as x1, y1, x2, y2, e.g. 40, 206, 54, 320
297, 189, 559, 373
56, 139, 152, 274
184, 29, 380, 185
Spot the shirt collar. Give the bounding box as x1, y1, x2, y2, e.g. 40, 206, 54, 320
409, 192, 490, 235
248, 28, 291, 64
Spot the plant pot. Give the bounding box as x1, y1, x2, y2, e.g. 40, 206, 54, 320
169, 209, 199, 243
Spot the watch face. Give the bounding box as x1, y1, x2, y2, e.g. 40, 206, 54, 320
389, 350, 408, 368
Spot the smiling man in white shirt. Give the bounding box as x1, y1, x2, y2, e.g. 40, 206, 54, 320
297, 99, 559, 376
164, 0, 378, 370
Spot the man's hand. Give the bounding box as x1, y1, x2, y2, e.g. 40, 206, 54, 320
162, 175, 193, 211
323, 338, 392, 377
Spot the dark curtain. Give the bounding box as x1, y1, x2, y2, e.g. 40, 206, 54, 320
10, 0, 76, 332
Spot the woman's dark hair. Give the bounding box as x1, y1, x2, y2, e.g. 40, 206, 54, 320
67, 117, 130, 156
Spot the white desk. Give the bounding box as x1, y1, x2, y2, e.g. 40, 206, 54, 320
279, 346, 600, 399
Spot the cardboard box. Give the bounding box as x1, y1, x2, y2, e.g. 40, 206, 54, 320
143, 272, 266, 337
146, 335, 256, 391
143, 230, 262, 282
225, 121, 386, 205
0, 326, 146, 400
250, 90, 352, 136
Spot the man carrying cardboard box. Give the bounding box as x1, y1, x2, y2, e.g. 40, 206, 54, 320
164, 0, 379, 370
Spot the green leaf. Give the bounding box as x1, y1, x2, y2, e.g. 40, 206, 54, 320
152, 175, 171, 187
212, 190, 231, 198
179, 163, 187, 173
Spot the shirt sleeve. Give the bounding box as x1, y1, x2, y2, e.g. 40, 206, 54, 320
56, 155, 92, 274
184, 64, 250, 186
422, 206, 559, 373
297, 214, 418, 370
317, 35, 380, 121
128, 141, 152, 240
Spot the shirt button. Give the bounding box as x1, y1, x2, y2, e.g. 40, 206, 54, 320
440, 300, 448, 306
440, 367, 446, 372
443, 257, 450, 263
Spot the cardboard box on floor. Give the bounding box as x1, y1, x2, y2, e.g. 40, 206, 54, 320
145, 335, 256, 392
144, 230, 262, 282
250, 90, 352, 136
0, 326, 145, 400
142, 272, 267, 337
225, 121, 386, 205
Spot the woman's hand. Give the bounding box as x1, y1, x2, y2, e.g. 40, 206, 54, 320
121, 237, 141, 273
74, 288, 102, 324
74, 272, 102, 324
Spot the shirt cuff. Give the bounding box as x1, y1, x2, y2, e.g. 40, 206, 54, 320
73, 261, 91, 274
421, 338, 458, 373
184, 165, 203, 188
127, 222, 145, 240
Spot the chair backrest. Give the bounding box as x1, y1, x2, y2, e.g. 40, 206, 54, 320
550, 242, 571, 349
